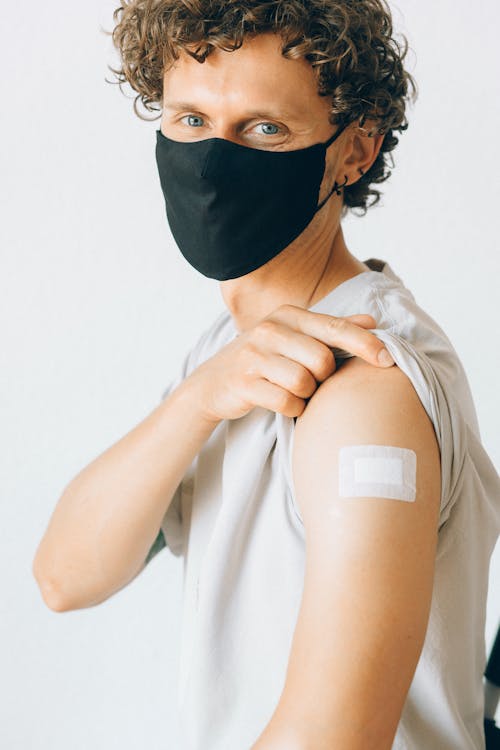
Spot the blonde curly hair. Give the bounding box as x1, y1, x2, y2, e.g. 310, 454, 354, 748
106, 0, 417, 216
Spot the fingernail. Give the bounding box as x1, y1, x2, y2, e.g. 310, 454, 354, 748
378, 348, 395, 367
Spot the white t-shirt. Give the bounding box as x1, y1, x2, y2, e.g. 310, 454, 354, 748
148, 258, 500, 750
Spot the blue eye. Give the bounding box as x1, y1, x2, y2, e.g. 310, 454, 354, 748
257, 122, 280, 135
179, 115, 282, 137
183, 115, 204, 127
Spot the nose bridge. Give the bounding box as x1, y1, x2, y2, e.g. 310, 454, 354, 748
207, 110, 243, 143
208, 81, 249, 141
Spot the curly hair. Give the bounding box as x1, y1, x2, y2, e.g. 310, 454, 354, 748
106, 0, 417, 216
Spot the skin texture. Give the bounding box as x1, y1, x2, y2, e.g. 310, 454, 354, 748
160, 31, 385, 334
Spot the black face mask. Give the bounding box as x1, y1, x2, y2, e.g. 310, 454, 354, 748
155, 122, 349, 281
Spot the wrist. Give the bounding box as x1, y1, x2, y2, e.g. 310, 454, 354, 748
173, 373, 223, 429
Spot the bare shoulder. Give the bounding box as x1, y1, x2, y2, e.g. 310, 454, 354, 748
292, 354, 441, 530
297, 354, 431, 434
312, 353, 420, 397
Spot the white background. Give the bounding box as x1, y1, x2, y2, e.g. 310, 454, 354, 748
1, 0, 499, 747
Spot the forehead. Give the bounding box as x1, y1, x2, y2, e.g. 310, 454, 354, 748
162, 32, 331, 120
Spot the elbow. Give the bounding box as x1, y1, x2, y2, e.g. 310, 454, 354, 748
32, 556, 71, 613
32, 555, 122, 612
35, 575, 71, 612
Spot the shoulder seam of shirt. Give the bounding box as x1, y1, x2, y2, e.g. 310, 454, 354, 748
372, 282, 403, 335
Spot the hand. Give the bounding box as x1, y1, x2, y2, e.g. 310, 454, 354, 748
186, 303, 394, 423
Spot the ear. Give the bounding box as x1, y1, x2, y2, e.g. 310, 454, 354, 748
336, 120, 385, 186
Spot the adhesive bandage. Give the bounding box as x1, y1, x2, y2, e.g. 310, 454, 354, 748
338, 445, 417, 502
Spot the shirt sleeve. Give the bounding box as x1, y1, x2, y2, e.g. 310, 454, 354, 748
367, 329, 466, 532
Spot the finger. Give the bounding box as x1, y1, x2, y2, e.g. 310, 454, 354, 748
343, 314, 377, 329
253, 322, 337, 383
248, 378, 307, 418
257, 352, 319, 398
269, 305, 395, 368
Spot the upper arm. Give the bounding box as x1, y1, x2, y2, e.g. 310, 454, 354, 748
272, 357, 441, 749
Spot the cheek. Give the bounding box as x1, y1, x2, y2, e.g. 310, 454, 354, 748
159, 114, 169, 137
318, 156, 338, 197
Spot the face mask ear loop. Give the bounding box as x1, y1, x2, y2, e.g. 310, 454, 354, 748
315, 174, 349, 212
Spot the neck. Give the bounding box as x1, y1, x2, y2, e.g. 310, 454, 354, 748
219, 223, 369, 334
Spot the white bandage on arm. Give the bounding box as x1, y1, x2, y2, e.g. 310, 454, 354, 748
338, 445, 417, 502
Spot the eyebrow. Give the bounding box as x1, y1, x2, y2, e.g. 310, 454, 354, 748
163, 100, 305, 122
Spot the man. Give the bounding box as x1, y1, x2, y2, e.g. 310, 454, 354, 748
33, 2, 500, 749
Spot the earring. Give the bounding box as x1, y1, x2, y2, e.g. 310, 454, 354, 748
358, 167, 365, 176
332, 174, 349, 195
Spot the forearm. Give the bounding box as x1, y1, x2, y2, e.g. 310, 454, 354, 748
33, 376, 220, 610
